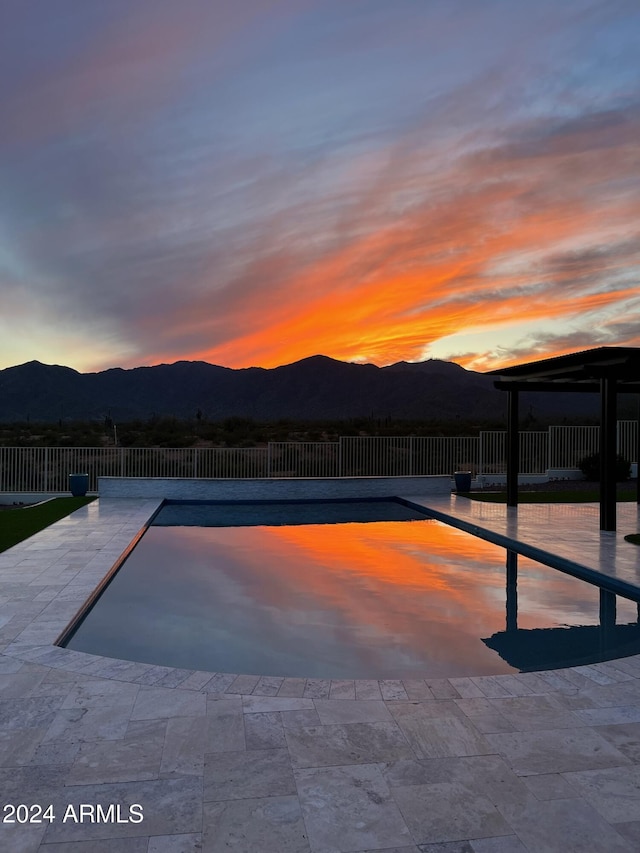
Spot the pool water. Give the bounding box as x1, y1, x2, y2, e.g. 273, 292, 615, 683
63, 500, 640, 678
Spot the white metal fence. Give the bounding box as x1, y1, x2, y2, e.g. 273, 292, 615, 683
547, 426, 599, 469
0, 421, 637, 492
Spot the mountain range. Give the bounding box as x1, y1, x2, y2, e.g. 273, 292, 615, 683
0, 355, 609, 423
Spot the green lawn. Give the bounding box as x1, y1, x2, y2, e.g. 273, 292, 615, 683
0, 497, 96, 554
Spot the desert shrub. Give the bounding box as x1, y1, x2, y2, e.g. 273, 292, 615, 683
578, 452, 631, 482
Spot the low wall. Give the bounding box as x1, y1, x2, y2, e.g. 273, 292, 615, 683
476, 470, 588, 487
475, 473, 553, 488
98, 476, 452, 500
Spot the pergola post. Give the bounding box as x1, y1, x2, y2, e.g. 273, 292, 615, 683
600, 376, 617, 531
506, 389, 519, 508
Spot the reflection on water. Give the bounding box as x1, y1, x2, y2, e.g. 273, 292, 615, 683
65, 511, 640, 678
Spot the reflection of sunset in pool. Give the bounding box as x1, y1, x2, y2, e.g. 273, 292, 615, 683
65, 508, 639, 678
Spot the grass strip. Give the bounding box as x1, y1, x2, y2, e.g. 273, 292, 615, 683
458, 490, 637, 503
625, 534, 640, 546
0, 497, 96, 553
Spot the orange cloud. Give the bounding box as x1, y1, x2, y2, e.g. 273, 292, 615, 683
131, 104, 640, 372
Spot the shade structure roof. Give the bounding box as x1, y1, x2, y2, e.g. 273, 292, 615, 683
487, 346, 640, 392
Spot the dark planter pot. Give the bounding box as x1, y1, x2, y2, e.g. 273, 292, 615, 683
69, 473, 89, 497
454, 471, 472, 492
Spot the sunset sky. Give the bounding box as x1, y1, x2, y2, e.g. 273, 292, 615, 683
1, 0, 639, 374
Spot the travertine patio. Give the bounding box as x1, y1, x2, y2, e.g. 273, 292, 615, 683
2, 497, 640, 852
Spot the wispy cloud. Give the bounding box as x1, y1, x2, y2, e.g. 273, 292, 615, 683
0, 0, 638, 372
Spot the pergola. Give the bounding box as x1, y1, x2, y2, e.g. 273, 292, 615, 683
487, 346, 640, 531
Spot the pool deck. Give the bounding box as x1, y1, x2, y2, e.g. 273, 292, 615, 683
1, 497, 640, 852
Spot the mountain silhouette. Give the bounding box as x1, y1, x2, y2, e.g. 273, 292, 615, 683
0, 355, 604, 422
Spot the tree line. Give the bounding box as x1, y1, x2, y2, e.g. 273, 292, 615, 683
0, 412, 602, 449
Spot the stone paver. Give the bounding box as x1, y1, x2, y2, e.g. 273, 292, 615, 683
296, 763, 412, 851
1, 495, 640, 852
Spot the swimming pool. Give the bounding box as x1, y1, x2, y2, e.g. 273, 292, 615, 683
62, 499, 640, 678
